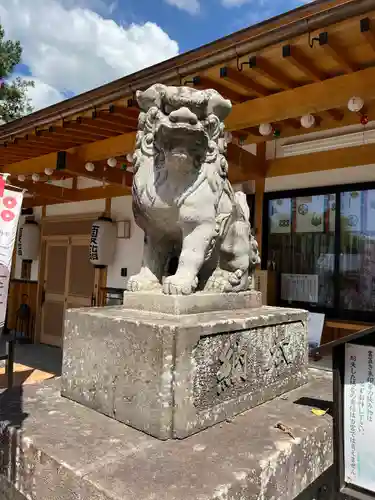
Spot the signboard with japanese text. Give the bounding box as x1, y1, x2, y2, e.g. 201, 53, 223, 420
0, 186, 24, 331
281, 273, 319, 303
344, 343, 375, 494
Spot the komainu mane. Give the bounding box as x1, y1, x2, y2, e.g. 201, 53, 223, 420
126, 84, 260, 295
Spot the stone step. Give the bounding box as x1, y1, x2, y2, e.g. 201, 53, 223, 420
0, 370, 333, 500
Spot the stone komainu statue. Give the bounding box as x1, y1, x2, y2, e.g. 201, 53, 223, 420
126, 84, 260, 295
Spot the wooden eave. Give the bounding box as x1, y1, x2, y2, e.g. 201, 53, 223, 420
2, 0, 375, 207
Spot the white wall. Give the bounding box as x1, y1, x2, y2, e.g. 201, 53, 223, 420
46, 198, 105, 217
107, 196, 143, 289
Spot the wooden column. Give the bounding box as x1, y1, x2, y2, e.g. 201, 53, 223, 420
254, 143, 266, 258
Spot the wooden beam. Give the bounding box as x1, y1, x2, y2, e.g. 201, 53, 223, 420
226, 66, 375, 132
74, 185, 131, 201
12, 179, 77, 202
72, 132, 136, 162
219, 66, 270, 97
63, 153, 129, 187
266, 142, 375, 178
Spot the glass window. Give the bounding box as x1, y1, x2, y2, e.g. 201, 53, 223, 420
339, 189, 375, 312
267, 193, 336, 308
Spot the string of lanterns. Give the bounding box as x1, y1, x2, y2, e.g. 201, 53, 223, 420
17, 167, 55, 183
258, 96, 369, 138
85, 153, 134, 173
15, 154, 134, 184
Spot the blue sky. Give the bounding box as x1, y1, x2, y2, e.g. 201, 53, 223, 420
101, 0, 310, 52
0, 0, 311, 111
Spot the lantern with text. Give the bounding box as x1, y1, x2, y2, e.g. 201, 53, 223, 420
332, 326, 375, 500
89, 217, 116, 268
17, 221, 41, 262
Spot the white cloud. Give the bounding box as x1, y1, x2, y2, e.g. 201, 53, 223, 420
164, 0, 200, 15
221, 0, 250, 6
0, 0, 179, 111
25, 78, 66, 112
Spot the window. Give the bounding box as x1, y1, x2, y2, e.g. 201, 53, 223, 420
267, 193, 335, 308
264, 182, 375, 321
339, 189, 375, 313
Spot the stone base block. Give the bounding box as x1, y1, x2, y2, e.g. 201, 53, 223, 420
0, 373, 334, 500
61, 293, 308, 440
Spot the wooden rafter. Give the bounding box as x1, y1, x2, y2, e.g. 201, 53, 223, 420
63, 120, 117, 139
282, 44, 327, 82
26, 133, 81, 149
248, 56, 295, 90
45, 125, 101, 143
76, 116, 133, 135
361, 17, 375, 53
226, 66, 375, 131
219, 66, 270, 97
192, 76, 248, 103
106, 105, 139, 125
319, 33, 357, 73
92, 109, 137, 130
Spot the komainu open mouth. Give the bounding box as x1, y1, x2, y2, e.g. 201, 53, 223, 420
156, 122, 208, 153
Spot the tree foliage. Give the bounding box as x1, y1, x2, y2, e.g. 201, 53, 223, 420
0, 25, 34, 123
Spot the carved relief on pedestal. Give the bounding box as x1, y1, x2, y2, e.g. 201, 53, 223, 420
217, 339, 248, 395
193, 322, 306, 410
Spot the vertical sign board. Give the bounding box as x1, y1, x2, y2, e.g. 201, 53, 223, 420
333, 328, 375, 500
0, 185, 24, 332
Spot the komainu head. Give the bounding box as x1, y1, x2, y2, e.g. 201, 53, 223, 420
133, 84, 232, 174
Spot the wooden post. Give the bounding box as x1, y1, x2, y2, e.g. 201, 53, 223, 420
254, 143, 266, 258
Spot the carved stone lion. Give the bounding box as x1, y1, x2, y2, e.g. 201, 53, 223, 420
126, 84, 260, 295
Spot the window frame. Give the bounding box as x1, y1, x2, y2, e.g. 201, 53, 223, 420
262, 181, 375, 323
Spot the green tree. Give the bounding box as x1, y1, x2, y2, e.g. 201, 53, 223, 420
0, 25, 34, 123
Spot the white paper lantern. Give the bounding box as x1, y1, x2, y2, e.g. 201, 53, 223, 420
259, 123, 273, 136
31, 173, 40, 182
107, 157, 117, 168
126, 153, 133, 163
85, 162, 95, 172
44, 167, 54, 176
17, 221, 41, 261
89, 217, 116, 267
348, 96, 364, 113
300, 114, 315, 129
17, 174, 25, 182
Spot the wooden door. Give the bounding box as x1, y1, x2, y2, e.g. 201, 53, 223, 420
40, 238, 69, 347
66, 236, 95, 310
40, 236, 95, 347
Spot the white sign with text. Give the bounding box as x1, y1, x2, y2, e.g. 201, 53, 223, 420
344, 343, 375, 493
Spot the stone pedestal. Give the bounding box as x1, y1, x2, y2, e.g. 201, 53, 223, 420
61, 292, 308, 440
